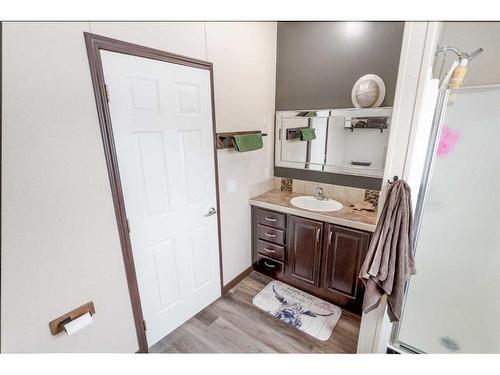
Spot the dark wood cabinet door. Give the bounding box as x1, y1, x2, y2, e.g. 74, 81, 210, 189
285, 216, 323, 287
321, 224, 370, 307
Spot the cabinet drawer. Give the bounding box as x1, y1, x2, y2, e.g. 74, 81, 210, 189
256, 254, 284, 277
255, 208, 286, 230
256, 240, 285, 261
257, 224, 285, 245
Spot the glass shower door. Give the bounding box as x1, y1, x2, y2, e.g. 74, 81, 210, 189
393, 85, 500, 353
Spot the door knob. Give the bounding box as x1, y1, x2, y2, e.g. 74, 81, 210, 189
204, 207, 217, 217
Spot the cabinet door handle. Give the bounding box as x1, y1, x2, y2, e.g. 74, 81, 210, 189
264, 247, 276, 253
264, 217, 277, 222
316, 228, 321, 243
264, 232, 276, 238
328, 230, 333, 245
264, 261, 276, 268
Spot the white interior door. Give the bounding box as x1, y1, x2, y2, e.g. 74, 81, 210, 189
100, 50, 221, 347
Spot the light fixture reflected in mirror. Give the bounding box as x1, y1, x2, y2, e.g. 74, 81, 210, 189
342, 22, 366, 37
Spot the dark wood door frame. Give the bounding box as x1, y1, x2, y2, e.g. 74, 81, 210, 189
84, 32, 224, 353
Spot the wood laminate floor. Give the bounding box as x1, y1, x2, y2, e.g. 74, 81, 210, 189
150, 271, 361, 353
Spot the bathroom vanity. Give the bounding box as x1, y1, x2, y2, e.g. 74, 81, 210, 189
250, 189, 376, 314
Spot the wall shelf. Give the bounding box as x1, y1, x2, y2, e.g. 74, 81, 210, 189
216, 131, 268, 149
344, 116, 389, 133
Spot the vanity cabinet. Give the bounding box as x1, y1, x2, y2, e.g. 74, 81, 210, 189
286, 216, 323, 288
251, 206, 371, 314
321, 224, 371, 311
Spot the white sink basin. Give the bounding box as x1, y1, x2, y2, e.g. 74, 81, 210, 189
290, 196, 343, 212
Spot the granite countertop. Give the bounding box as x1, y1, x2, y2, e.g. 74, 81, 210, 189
249, 189, 377, 232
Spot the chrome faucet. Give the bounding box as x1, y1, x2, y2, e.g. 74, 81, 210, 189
314, 186, 327, 201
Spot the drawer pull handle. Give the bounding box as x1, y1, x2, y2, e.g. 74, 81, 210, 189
316, 228, 321, 242
264, 217, 277, 222
264, 247, 276, 253
264, 261, 276, 268
328, 230, 333, 245
264, 232, 276, 238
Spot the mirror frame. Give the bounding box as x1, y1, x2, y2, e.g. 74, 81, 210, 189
274, 107, 393, 180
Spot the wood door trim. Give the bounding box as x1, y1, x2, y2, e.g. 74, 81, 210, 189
84, 32, 224, 353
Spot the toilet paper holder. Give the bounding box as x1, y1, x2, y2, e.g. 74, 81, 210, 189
49, 301, 95, 335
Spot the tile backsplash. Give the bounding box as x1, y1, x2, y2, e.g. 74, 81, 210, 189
274, 177, 380, 206
364, 189, 380, 206
280, 177, 293, 192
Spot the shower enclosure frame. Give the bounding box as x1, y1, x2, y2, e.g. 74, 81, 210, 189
388, 83, 500, 354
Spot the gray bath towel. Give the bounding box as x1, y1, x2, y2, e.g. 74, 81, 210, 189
359, 179, 416, 322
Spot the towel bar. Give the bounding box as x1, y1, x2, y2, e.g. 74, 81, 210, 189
216, 131, 267, 150
285, 127, 310, 140
345, 116, 389, 133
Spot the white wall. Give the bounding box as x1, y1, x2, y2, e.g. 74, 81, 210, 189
1, 22, 138, 353
205, 22, 277, 283
1, 21, 277, 352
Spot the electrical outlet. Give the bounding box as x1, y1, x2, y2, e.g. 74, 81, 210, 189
226, 179, 237, 193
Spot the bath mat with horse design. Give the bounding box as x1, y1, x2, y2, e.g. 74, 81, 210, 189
252, 280, 342, 341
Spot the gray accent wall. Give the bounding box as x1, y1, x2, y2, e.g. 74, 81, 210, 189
276, 21, 404, 110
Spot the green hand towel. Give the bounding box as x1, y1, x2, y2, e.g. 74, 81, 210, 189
233, 133, 263, 152
297, 111, 318, 117
300, 128, 316, 141
304, 111, 318, 117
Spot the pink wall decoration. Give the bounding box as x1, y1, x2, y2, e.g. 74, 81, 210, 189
437, 126, 460, 157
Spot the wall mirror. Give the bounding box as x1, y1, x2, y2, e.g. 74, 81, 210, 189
275, 107, 392, 179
